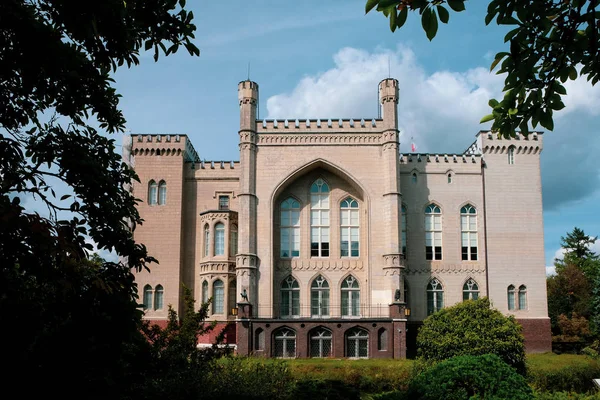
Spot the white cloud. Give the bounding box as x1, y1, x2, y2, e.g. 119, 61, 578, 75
546, 265, 556, 276
265, 46, 600, 208
266, 46, 504, 154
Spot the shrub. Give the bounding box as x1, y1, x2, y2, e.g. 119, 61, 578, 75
534, 392, 600, 399
527, 353, 600, 393
290, 379, 361, 400
417, 297, 527, 374
407, 354, 534, 400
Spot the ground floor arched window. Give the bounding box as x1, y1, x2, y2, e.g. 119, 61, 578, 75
273, 328, 296, 358
310, 328, 332, 358
346, 327, 369, 358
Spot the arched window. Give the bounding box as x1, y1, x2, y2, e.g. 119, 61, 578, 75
228, 279, 236, 315
154, 284, 164, 310
508, 146, 515, 164
507, 285, 516, 310
310, 328, 332, 358
378, 328, 388, 351
214, 223, 225, 256
340, 197, 359, 257
311, 275, 330, 317
280, 198, 300, 258
148, 180, 157, 205
273, 328, 296, 358
447, 173, 453, 184
346, 328, 369, 358
518, 285, 527, 310
201, 280, 209, 304
462, 278, 479, 301
143, 284, 153, 310
281, 276, 300, 317
255, 328, 265, 351
425, 204, 442, 260
204, 224, 210, 257
412, 172, 417, 183
427, 278, 444, 315
341, 275, 360, 317
310, 179, 330, 257
213, 279, 224, 314
460, 204, 478, 261
230, 224, 238, 256
401, 204, 407, 258
158, 180, 167, 205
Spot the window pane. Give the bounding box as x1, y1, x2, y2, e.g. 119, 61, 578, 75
341, 241, 348, 257
213, 281, 224, 314
292, 290, 300, 315
215, 224, 225, 255
341, 291, 349, 316
471, 247, 478, 260
350, 210, 359, 225
426, 246, 433, 260
291, 211, 300, 226
341, 210, 349, 225
143, 286, 152, 310
508, 291, 515, 310
435, 246, 442, 260
321, 210, 329, 225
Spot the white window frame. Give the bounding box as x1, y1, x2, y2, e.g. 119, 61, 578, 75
425, 204, 442, 260
341, 275, 360, 317
340, 197, 359, 257
462, 278, 479, 301
427, 278, 444, 315
214, 222, 225, 256
158, 180, 167, 205
153, 284, 164, 310
460, 204, 478, 261
280, 198, 300, 258
508, 285, 516, 310
346, 328, 369, 358
148, 180, 157, 205
213, 279, 224, 314
518, 285, 527, 310
508, 146, 515, 164
310, 328, 333, 358
310, 179, 330, 257
280, 276, 300, 318
311, 275, 330, 318
204, 224, 210, 257
273, 328, 296, 358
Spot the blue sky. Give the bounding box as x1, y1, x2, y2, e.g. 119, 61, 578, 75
108, 0, 599, 270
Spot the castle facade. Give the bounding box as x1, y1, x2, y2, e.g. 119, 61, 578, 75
128, 79, 551, 358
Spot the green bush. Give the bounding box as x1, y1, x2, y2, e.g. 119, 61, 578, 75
417, 297, 527, 374
527, 353, 600, 393
534, 392, 600, 399
407, 354, 534, 400
290, 379, 361, 400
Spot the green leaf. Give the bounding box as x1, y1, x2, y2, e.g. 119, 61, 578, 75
390, 8, 397, 32
437, 5, 450, 23
504, 28, 520, 42
144, 40, 152, 51
480, 114, 495, 123
397, 6, 409, 28
490, 53, 508, 72
422, 8, 438, 41
447, 0, 466, 12
488, 99, 500, 108
568, 66, 578, 80
60, 194, 71, 201
508, 108, 518, 115
365, 0, 380, 14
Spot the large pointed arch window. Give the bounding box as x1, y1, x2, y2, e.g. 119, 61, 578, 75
154, 285, 164, 310
425, 204, 442, 260
280, 198, 300, 258
341, 275, 360, 317
273, 328, 296, 358
461, 204, 478, 260
148, 180, 157, 205
340, 197, 359, 257
401, 204, 407, 258
280, 276, 300, 317
310, 179, 330, 257
204, 224, 210, 257
158, 180, 167, 205
213, 279, 224, 314
462, 278, 479, 301
310, 328, 332, 358
143, 284, 153, 310
214, 223, 225, 256
346, 328, 369, 358
427, 278, 444, 315
508, 285, 516, 310
311, 275, 330, 317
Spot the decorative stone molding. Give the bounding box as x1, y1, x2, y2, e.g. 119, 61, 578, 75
275, 259, 364, 271
199, 261, 236, 274
199, 211, 237, 224
404, 264, 486, 275
482, 145, 541, 155
399, 153, 480, 164
236, 253, 258, 269
383, 253, 406, 268
256, 133, 381, 146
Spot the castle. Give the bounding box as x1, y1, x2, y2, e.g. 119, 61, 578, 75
127, 78, 551, 358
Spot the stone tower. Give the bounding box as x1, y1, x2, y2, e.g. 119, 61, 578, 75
236, 81, 259, 317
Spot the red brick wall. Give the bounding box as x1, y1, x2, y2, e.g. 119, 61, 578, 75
517, 318, 552, 353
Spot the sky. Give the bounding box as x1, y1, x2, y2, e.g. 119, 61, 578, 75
96, 0, 599, 270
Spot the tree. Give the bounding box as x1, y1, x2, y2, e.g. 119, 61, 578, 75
407, 354, 534, 400
547, 262, 592, 331
0, 0, 199, 396
365, 0, 600, 138
416, 297, 527, 374
555, 227, 600, 278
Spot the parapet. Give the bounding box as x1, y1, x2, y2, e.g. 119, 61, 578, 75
129, 134, 201, 162
476, 130, 543, 155
256, 118, 384, 134
399, 153, 481, 164
238, 80, 259, 104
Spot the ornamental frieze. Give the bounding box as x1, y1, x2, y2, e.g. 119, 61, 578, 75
276, 259, 364, 271
199, 261, 236, 274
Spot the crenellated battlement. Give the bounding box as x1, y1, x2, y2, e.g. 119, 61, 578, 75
399, 153, 481, 164
130, 134, 200, 162
256, 118, 384, 134
194, 160, 239, 169
477, 130, 543, 155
